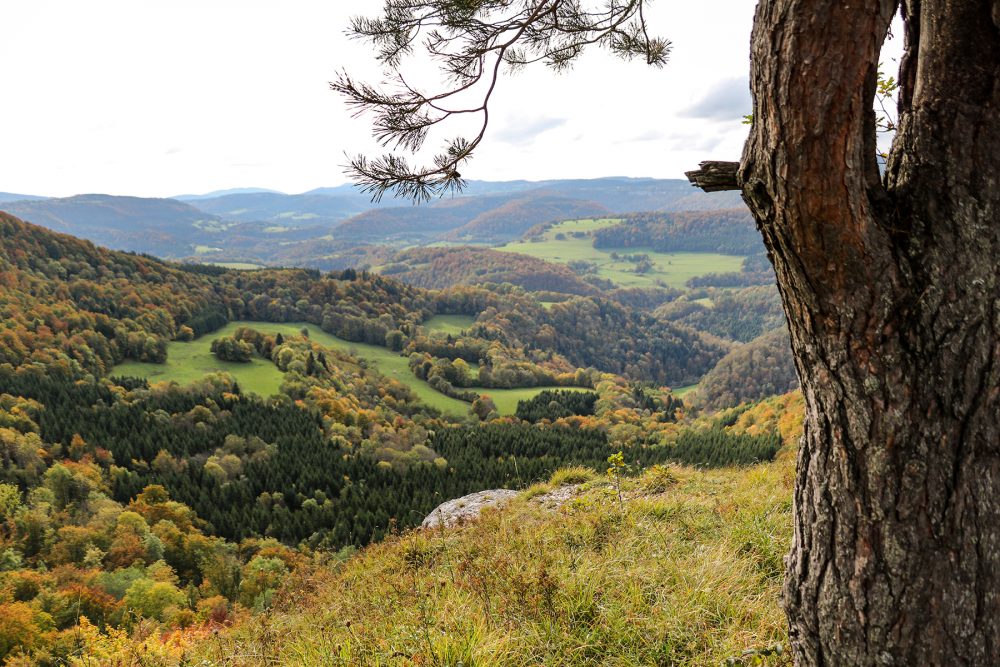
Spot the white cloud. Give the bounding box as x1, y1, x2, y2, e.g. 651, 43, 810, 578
664, 132, 726, 153
680, 77, 752, 122
0, 0, 764, 197
495, 117, 568, 145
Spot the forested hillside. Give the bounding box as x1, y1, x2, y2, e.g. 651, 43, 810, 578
694, 328, 799, 410
0, 179, 748, 271
591, 209, 762, 255
381, 246, 599, 295
0, 212, 804, 663
655, 286, 786, 343
71, 393, 805, 666
0, 195, 224, 258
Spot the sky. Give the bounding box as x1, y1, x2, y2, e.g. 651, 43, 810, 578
0, 1, 892, 198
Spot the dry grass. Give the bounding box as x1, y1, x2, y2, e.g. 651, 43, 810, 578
180, 459, 794, 666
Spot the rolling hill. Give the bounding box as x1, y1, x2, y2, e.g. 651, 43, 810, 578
0, 192, 46, 203
0, 210, 800, 664
441, 193, 611, 242
381, 246, 601, 295
185, 191, 382, 226
0, 178, 751, 266
0, 194, 227, 257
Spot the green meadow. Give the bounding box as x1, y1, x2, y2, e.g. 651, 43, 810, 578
479, 386, 593, 416
672, 384, 698, 398
115, 330, 288, 397
422, 314, 477, 336
114, 321, 587, 417
499, 218, 745, 289
116, 321, 472, 415
207, 262, 265, 270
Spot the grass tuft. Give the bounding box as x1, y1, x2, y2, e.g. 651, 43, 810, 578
549, 466, 598, 486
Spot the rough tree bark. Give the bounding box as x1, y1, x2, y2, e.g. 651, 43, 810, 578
695, 0, 1000, 663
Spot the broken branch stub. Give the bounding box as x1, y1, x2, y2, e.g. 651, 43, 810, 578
685, 161, 741, 192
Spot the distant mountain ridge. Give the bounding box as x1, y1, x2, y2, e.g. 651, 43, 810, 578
186, 177, 744, 229
173, 187, 284, 201
0, 192, 47, 203
442, 194, 611, 243
188, 191, 387, 227
0, 194, 226, 257
0, 177, 747, 264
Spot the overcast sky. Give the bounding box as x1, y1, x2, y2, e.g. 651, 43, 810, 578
0, 1, 895, 198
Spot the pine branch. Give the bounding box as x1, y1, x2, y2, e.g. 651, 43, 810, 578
336, 0, 670, 202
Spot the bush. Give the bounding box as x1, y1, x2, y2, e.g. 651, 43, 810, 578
210, 336, 254, 363
515, 390, 598, 423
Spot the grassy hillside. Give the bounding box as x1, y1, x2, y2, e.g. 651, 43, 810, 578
114, 321, 474, 415
115, 321, 590, 417
423, 314, 478, 335
0, 194, 226, 257
98, 457, 794, 666
115, 332, 288, 396
500, 219, 745, 289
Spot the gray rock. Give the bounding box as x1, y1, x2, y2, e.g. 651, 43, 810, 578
529, 484, 581, 509
421, 489, 519, 529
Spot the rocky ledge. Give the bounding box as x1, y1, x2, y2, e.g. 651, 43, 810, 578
421, 484, 582, 529
421, 489, 519, 529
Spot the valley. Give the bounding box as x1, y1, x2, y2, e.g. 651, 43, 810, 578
499, 217, 746, 288
0, 199, 797, 665
115, 320, 590, 416
5, 0, 987, 659
0, 178, 747, 271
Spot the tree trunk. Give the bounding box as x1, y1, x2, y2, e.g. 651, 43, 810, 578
736, 0, 1000, 663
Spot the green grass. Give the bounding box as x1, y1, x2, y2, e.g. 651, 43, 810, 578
115, 322, 473, 416
207, 262, 265, 270
423, 314, 477, 336
186, 461, 793, 666
500, 218, 745, 289
480, 386, 593, 416
672, 384, 698, 398
114, 322, 590, 418
115, 339, 287, 397
193, 244, 223, 254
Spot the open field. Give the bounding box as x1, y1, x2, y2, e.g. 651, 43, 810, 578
422, 314, 477, 336
672, 384, 698, 398
480, 386, 593, 415
114, 321, 586, 417
115, 335, 287, 397
499, 218, 744, 289
116, 322, 471, 415
207, 262, 265, 270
